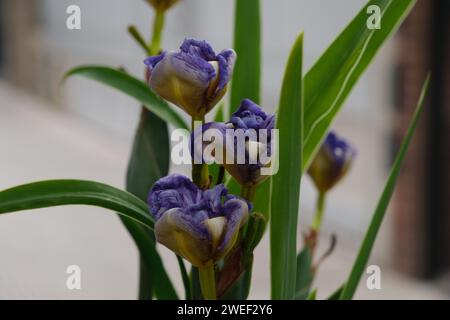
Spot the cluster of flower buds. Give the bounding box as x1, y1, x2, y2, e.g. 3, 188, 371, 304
145, 39, 265, 270
144, 37, 355, 288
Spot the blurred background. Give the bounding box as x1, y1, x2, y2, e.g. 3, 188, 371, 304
0, 0, 449, 299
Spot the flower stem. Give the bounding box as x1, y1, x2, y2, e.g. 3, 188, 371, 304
311, 192, 326, 231
216, 166, 225, 185
150, 10, 165, 55
240, 185, 256, 201
191, 116, 209, 188
198, 265, 217, 300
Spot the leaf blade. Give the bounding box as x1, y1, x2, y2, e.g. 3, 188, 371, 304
230, 0, 261, 115
63, 65, 188, 130
124, 109, 178, 300
302, 0, 417, 170
270, 33, 304, 300
0, 180, 153, 229
295, 246, 314, 300
339, 75, 430, 300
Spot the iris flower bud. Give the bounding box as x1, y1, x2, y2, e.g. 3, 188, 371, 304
148, 174, 249, 267
191, 99, 275, 187
145, 0, 180, 11
308, 131, 356, 193
145, 39, 236, 118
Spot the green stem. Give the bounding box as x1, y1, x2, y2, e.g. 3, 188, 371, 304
311, 192, 326, 231
191, 117, 209, 188
240, 185, 256, 201
198, 265, 217, 300
150, 10, 165, 55
216, 166, 225, 185
128, 25, 152, 55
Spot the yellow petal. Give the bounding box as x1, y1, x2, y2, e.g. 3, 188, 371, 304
155, 209, 212, 267
204, 216, 227, 250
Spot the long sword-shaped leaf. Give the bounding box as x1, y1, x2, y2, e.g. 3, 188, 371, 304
226, 0, 269, 219
327, 284, 345, 300
220, 0, 263, 300
63, 66, 188, 130
271, 33, 303, 300
295, 246, 314, 300
124, 218, 178, 299
125, 109, 178, 300
302, 0, 417, 170
340, 75, 430, 300
230, 0, 261, 116
0, 180, 153, 228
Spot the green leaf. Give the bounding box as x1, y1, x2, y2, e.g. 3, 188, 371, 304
327, 284, 344, 300
65, 63, 179, 299
125, 219, 178, 300
124, 109, 178, 300
228, 0, 270, 223
252, 179, 271, 221
295, 246, 314, 300
214, 103, 225, 122
339, 75, 430, 300
230, 0, 261, 116
127, 109, 169, 203
190, 267, 203, 300
220, 258, 253, 300
221, 0, 262, 300
176, 255, 192, 300
307, 288, 317, 300
271, 33, 304, 300
0, 180, 153, 229
128, 25, 151, 55
63, 66, 188, 130
0, 179, 179, 299
302, 0, 417, 170
227, 0, 266, 216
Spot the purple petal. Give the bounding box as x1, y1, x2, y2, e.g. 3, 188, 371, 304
144, 52, 167, 71
263, 114, 276, 131
190, 122, 228, 164
216, 49, 237, 91
166, 208, 209, 240
169, 51, 216, 85
230, 99, 270, 130
180, 38, 217, 61
148, 174, 200, 220
217, 199, 249, 252
324, 131, 356, 167
202, 184, 229, 217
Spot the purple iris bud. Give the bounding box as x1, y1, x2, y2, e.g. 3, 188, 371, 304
191, 99, 276, 187
308, 131, 356, 193
145, 0, 180, 11
148, 174, 249, 267
144, 38, 236, 118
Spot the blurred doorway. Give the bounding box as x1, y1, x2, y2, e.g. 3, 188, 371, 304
394, 0, 450, 281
